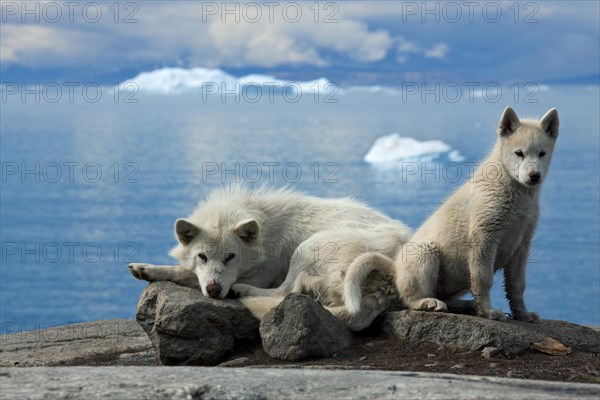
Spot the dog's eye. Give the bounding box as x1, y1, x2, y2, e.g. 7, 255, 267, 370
224, 253, 235, 263
515, 150, 524, 158
539, 151, 546, 157
198, 253, 208, 262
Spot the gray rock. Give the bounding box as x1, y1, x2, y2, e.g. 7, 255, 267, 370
383, 310, 600, 357
136, 281, 260, 365
260, 294, 352, 361
0, 319, 155, 367
2, 366, 599, 400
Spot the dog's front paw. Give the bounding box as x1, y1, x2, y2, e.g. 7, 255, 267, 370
231, 283, 252, 297
128, 263, 152, 281
478, 307, 506, 321
512, 310, 540, 323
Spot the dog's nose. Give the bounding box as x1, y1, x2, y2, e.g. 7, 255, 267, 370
529, 172, 541, 183
206, 282, 222, 298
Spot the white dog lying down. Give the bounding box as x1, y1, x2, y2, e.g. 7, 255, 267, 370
130, 186, 411, 330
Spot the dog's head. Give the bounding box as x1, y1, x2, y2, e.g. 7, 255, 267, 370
169, 218, 263, 298
497, 107, 560, 188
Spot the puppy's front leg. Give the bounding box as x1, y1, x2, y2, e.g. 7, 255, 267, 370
504, 236, 539, 322
128, 263, 199, 288
468, 237, 505, 320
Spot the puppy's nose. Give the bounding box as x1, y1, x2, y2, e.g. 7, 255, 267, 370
206, 282, 222, 298
529, 172, 540, 183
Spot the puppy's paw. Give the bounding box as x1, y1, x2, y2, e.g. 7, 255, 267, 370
478, 307, 506, 321
512, 310, 540, 323
412, 298, 448, 312
231, 283, 252, 297
128, 263, 152, 281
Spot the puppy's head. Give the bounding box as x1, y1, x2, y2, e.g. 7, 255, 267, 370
497, 107, 560, 188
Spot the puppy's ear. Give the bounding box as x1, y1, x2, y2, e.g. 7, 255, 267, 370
234, 219, 259, 242
540, 108, 559, 139
498, 106, 520, 136
174, 219, 201, 245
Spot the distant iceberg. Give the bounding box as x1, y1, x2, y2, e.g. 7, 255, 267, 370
120, 67, 334, 95
364, 134, 465, 164
346, 85, 401, 95
125, 67, 236, 94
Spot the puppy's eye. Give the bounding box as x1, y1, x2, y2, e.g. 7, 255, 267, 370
198, 253, 207, 262
515, 150, 524, 158
539, 151, 546, 157
224, 253, 235, 263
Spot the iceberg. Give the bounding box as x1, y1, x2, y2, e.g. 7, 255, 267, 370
120, 67, 334, 95
120, 70, 556, 98
346, 85, 401, 96
124, 67, 237, 94
364, 134, 464, 164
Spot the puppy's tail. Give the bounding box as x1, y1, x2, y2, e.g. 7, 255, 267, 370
343, 252, 396, 315
239, 296, 285, 320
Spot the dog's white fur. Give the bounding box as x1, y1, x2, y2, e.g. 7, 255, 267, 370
130, 186, 411, 329
235, 224, 409, 330
345, 107, 559, 322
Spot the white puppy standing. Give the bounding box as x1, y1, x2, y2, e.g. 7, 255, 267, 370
345, 107, 559, 322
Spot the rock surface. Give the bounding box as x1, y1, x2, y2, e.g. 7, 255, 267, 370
260, 294, 352, 361
1, 310, 598, 385
0, 319, 154, 367
136, 281, 260, 365
384, 310, 600, 357
2, 366, 599, 400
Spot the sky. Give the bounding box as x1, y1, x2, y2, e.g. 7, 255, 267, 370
1, 1, 599, 85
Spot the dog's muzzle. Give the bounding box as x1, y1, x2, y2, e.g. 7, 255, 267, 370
527, 171, 541, 186
206, 281, 222, 298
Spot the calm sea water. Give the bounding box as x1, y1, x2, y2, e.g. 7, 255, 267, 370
1, 86, 598, 333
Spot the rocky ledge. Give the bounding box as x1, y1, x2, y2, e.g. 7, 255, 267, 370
131, 282, 599, 366
1, 366, 599, 400
0, 319, 155, 367
1, 281, 599, 391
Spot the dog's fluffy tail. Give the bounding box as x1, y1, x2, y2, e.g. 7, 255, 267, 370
239, 296, 285, 320
343, 252, 396, 315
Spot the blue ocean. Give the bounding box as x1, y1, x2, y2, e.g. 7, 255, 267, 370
1, 84, 599, 333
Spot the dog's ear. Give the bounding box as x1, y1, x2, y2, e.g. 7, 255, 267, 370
234, 219, 259, 242
174, 219, 201, 245
498, 106, 520, 136
540, 108, 559, 139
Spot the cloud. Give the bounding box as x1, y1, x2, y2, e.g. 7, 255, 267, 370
1, 2, 393, 70
424, 43, 449, 60
395, 38, 449, 63
206, 20, 328, 68
0, 1, 597, 84
397, 38, 420, 54
205, 13, 393, 67
302, 19, 392, 62
0, 24, 106, 68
